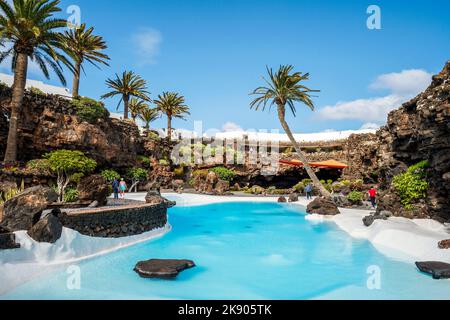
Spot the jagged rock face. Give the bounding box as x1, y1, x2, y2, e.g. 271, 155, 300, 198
77, 175, 110, 206
0, 88, 142, 168
27, 214, 63, 244
343, 133, 379, 183
377, 61, 450, 221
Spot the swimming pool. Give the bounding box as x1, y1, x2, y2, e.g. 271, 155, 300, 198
2, 201, 449, 300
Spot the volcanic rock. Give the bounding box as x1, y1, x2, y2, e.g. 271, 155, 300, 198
134, 259, 196, 279
27, 214, 63, 244
416, 261, 450, 280
306, 198, 340, 216
0, 186, 58, 232
77, 175, 109, 206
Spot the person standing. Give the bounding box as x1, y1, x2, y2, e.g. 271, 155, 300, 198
119, 178, 127, 199
112, 178, 120, 200
305, 183, 313, 200
368, 186, 377, 208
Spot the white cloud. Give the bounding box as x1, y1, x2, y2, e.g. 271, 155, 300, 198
318, 69, 432, 123
360, 122, 381, 130
132, 28, 162, 65
222, 122, 244, 132
369, 69, 432, 95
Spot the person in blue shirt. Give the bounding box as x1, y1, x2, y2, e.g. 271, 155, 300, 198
112, 178, 120, 199
305, 183, 313, 200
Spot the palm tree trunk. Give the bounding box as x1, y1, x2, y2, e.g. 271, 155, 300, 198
4, 53, 28, 164
72, 62, 81, 98
167, 115, 172, 143
277, 104, 332, 199
123, 95, 129, 119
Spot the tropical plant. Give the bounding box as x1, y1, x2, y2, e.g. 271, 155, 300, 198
154, 92, 190, 142
61, 23, 109, 98
128, 98, 148, 123
0, 0, 74, 163
72, 96, 109, 123
0, 179, 24, 205
127, 167, 148, 193
347, 191, 364, 204
63, 188, 78, 203
138, 106, 160, 130
101, 71, 150, 120
393, 161, 429, 209
100, 169, 120, 182
210, 167, 236, 182
44, 150, 97, 202
137, 155, 151, 168
250, 65, 331, 198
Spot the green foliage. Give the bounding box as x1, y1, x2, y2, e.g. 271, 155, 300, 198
210, 167, 236, 182
137, 155, 151, 168
64, 188, 79, 203
192, 169, 209, 178
173, 166, 185, 178
45, 150, 97, 175
70, 172, 85, 185
28, 87, 46, 95
293, 182, 305, 193
159, 159, 169, 166
72, 97, 110, 124
0, 180, 25, 205
100, 169, 121, 182
26, 159, 52, 176
147, 131, 160, 141
127, 167, 148, 182
347, 191, 364, 204
393, 161, 429, 209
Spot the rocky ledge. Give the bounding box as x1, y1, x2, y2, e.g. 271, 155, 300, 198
134, 259, 196, 279
415, 261, 450, 280
306, 198, 340, 216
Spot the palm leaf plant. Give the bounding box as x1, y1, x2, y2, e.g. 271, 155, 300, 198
250, 65, 331, 198
61, 23, 110, 98
0, 0, 74, 163
128, 98, 148, 123
101, 70, 150, 120
138, 105, 160, 130
154, 92, 190, 142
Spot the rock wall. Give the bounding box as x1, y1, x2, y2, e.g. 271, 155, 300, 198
0, 86, 142, 168
342, 133, 379, 183
376, 61, 450, 221
59, 203, 168, 238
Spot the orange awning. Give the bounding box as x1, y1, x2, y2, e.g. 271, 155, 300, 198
279, 159, 348, 169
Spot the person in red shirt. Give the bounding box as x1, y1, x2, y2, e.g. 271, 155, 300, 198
368, 187, 377, 208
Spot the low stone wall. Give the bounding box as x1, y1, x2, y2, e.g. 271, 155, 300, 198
59, 203, 168, 238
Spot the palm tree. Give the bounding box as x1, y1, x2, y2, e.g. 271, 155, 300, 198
0, 0, 74, 164
154, 92, 190, 142
101, 71, 150, 120
138, 106, 160, 130
250, 65, 331, 198
128, 98, 148, 122
61, 23, 110, 98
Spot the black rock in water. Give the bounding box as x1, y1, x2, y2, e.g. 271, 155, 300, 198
134, 259, 196, 279
27, 214, 63, 244
416, 261, 450, 280
0, 232, 20, 250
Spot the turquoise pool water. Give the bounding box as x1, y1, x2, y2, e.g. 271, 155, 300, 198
2, 201, 450, 300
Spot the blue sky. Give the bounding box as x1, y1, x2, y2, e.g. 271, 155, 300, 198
1, 0, 449, 133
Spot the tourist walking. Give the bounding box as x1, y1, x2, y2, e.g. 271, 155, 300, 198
112, 178, 120, 199
305, 183, 313, 200
119, 178, 127, 199
368, 186, 377, 208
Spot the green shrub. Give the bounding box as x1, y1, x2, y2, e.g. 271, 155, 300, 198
192, 169, 209, 178
393, 161, 429, 209
293, 182, 305, 193
173, 166, 185, 178
101, 169, 120, 182
64, 188, 79, 203
72, 97, 110, 124
210, 167, 236, 182
127, 167, 148, 182
147, 131, 160, 140
70, 172, 85, 185
347, 191, 364, 204
159, 159, 169, 166
26, 159, 52, 176
28, 86, 46, 95
137, 155, 151, 168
